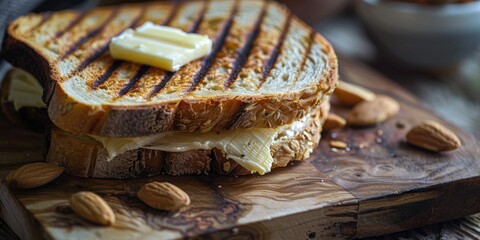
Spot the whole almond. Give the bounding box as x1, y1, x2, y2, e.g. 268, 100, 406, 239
406, 120, 461, 152
334, 81, 376, 107
70, 191, 115, 226
330, 140, 348, 149
323, 113, 346, 131
6, 162, 64, 189
137, 182, 190, 211
347, 95, 400, 127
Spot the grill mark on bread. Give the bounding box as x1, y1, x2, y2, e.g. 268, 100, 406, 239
258, 12, 292, 89
78, 6, 146, 72
117, 2, 186, 98
42, 12, 88, 57
54, 12, 88, 39
29, 12, 53, 33
186, 0, 239, 93
162, 1, 181, 25
149, 72, 175, 98
118, 65, 150, 96
189, 0, 209, 34
92, 60, 122, 89
60, 8, 119, 60
148, 0, 209, 99
224, 2, 268, 89
78, 45, 108, 72
292, 29, 315, 89
4, 2, 337, 137
82, 7, 147, 90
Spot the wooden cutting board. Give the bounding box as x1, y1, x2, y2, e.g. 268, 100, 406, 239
1, 58, 479, 240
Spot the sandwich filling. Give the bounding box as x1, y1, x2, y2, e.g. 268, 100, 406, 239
90, 115, 310, 175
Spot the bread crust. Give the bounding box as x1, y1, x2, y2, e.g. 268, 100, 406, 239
45, 102, 329, 179
2, 1, 338, 137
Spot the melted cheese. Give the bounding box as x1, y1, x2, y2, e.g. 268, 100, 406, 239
91, 128, 279, 175
91, 115, 312, 175
7, 68, 45, 110
109, 22, 212, 71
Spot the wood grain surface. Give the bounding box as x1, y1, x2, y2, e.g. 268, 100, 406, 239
0, 58, 479, 239
318, 11, 480, 239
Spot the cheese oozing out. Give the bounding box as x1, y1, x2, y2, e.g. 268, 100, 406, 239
90, 115, 313, 175
109, 22, 212, 71
90, 127, 281, 175
7, 68, 45, 110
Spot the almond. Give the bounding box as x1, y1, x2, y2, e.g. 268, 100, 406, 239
406, 120, 461, 152
323, 113, 346, 131
347, 95, 400, 127
137, 182, 190, 211
334, 81, 376, 107
70, 191, 115, 226
330, 140, 348, 149
6, 162, 64, 189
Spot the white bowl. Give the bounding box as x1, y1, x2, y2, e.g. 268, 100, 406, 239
356, 0, 480, 69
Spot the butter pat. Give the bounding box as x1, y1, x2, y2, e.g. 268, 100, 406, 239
8, 68, 45, 110
109, 22, 212, 71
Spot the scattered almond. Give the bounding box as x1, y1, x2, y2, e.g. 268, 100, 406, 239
330, 140, 348, 149
323, 113, 346, 131
334, 81, 376, 107
406, 120, 461, 152
6, 162, 64, 189
137, 182, 190, 211
70, 191, 115, 226
347, 95, 400, 127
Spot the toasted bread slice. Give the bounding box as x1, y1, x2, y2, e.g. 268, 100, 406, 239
3, 0, 338, 137
45, 101, 329, 179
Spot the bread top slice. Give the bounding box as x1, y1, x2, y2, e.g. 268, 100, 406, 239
3, 0, 338, 137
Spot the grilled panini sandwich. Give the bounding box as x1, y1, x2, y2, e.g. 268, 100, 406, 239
1, 0, 338, 178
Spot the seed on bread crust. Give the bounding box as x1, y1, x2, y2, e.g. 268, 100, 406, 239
347, 95, 400, 127
406, 120, 461, 152
334, 81, 376, 107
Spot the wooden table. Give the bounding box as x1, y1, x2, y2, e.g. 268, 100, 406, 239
317, 12, 480, 239
1, 5, 480, 240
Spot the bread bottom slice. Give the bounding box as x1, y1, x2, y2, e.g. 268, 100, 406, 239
45, 102, 330, 179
